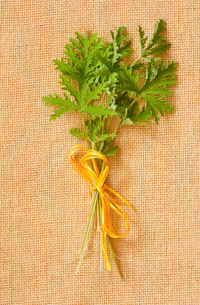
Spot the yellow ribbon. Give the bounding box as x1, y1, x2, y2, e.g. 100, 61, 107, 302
70, 144, 135, 271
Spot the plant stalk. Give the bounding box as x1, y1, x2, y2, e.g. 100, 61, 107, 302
107, 236, 123, 279
76, 190, 99, 273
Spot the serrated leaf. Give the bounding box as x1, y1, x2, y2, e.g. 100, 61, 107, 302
148, 19, 167, 48
42, 94, 78, 120
138, 59, 177, 123
59, 76, 80, 104
42, 94, 77, 110
53, 58, 68, 74
144, 96, 174, 117
82, 104, 116, 119
140, 19, 171, 58
119, 64, 140, 93
70, 128, 89, 140
131, 107, 152, 124
110, 26, 132, 61
50, 108, 71, 120
103, 146, 119, 156
138, 25, 148, 51
96, 133, 116, 142
85, 118, 104, 142
81, 84, 106, 108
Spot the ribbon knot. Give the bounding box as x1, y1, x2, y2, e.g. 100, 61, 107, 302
70, 144, 135, 271
91, 167, 107, 193
91, 185, 103, 193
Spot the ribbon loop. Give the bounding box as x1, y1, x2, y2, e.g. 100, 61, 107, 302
70, 144, 135, 271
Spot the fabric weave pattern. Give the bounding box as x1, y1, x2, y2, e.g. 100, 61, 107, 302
1, 1, 200, 304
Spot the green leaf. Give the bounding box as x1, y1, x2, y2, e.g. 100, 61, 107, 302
131, 107, 153, 125
140, 19, 171, 58
81, 84, 106, 108
53, 58, 68, 75
96, 133, 116, 142
110, 26, 132, 62
42, 94, 78, 120
119, 64, 140, 93
70, 128, 89, 141
121, 58, 177, 125
138, 25, 148, 52
59, 76, 80, 104
139, 60, 177, 123
50, 108, 72, 121
42, 94, 77, 110
103, 146, 119, 156
121, 102, 151, 125
143, 61, 177, 89
85, 118, 104, 142
83, 104, 116, 119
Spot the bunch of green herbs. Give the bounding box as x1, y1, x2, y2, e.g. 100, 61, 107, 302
43, 19, 177, 278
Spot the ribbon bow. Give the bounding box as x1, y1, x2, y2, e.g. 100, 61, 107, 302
70, 144, 135, 271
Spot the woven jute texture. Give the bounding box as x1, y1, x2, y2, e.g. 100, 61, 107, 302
1, 1, 200, 304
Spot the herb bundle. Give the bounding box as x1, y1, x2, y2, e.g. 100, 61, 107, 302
43, 20, 177, 278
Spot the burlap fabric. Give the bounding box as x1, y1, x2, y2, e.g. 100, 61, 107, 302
1, 1, 199, 304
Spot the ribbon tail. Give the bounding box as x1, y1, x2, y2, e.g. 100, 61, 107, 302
101, 196, 111, 271
104, 184, 135, 213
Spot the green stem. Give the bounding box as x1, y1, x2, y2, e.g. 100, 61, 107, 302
81, 113, 86, 131
107, 236, 123, 279
93, 201, 97, 230
76, 190, 99, 273
106, 116, 111, 133
115, 118, 123, 135
115, 94, 138, 133
129, 95, 138, 108
96, 196, 101, 232
81, 113, 90, 149
130, 56, 142, 67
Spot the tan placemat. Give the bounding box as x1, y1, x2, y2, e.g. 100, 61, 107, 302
1, 1, 200, 304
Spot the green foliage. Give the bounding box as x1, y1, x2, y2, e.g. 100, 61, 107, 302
110, 26, 132, 65
139, 19, 171, 58
103, 146, 119, 157
118, 64, 140, 93
43, 22, 177, 278
42, 93, 78, 120
83, 104, 116, 119
43, 20, 177, 154
117, 59, 177, 125
139, 60, 177, 123
70, 128, 89, 141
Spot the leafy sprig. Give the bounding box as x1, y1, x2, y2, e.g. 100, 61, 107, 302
43, 19, 177, 154
138, 19, 171, 58
42, 19, 177, 278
